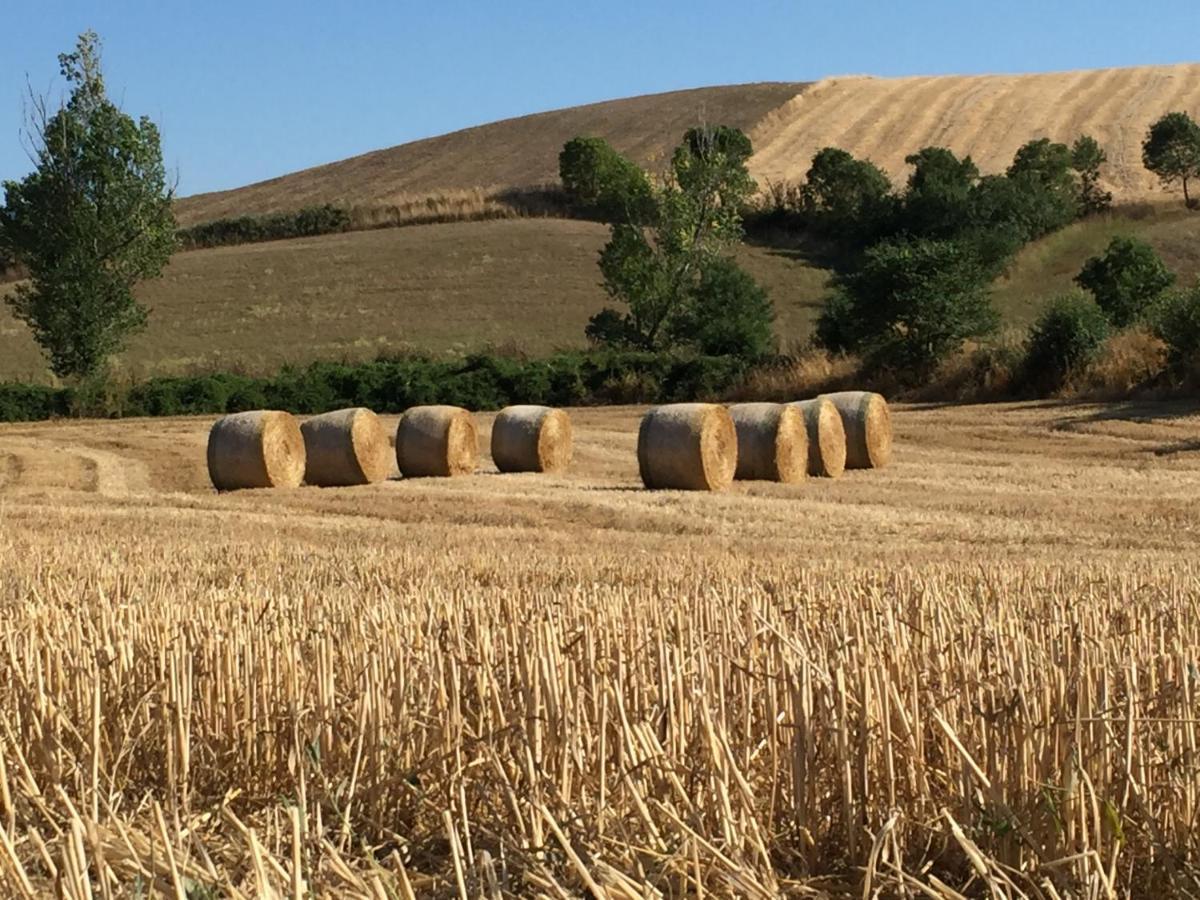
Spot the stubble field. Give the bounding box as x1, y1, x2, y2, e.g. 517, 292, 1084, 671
1, 400, 1200, 897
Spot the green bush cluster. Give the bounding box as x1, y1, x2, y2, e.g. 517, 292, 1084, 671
1022, 292, 1111, 392
177, 205, 351, 250
1075, 236, 1176, 328
0, 352, 753, 423
0, 383, 72, 422
1151, 282, 1200, 376
800, 137, 1108, 379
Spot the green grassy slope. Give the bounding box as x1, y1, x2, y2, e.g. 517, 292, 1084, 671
993, 206, 1200, 326
3, 208, 1196, 383
0, 218, 829, 381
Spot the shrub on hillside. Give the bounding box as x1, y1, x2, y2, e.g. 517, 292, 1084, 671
1075, 236, 1175, 328
0, 383, 71, 422
799, 147, 894, 243
126, 373, 268, 416
558, 137, 655, 223
1022, 292, 1111, 392
817, 236, 997, 379
1151, 281, 1200, 376
668, 256, 775, 359
178, 205, 351, 250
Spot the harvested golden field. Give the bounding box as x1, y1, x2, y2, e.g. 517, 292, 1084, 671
2, 400, 1200, 897
176, 64, 1200, 226
0, 219, 828, 381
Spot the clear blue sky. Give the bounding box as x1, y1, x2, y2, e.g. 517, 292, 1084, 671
2, 1, 1196, 197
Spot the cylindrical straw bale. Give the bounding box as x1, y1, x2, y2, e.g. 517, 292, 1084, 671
490, 405, 573, 473
637, 403, 737, 491
300, 407, 392, 486
728, 403, 807, 483
395, 405, 478, 477
207, 410, 305, 491
789, 398, 847, 478
821, 391, 893, 469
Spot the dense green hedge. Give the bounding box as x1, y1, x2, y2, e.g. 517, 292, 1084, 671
177, 205, 351, 250
0, 352, 753, 423
0, 383, 73, 421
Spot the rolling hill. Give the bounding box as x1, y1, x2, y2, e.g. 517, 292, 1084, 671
177, 64, 1200, 225
174, 82, 808, 225
5, 65, 1200, 382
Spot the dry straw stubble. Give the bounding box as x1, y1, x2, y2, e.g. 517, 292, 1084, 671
300, 407, 393, 486
395, 405, 479, 477
728, 402, 807, 483
789, 398, 847, 478
206, 410, 306, 491
490, 405, 573, 473
637, 403, 737, 491
822, 390, 892, 469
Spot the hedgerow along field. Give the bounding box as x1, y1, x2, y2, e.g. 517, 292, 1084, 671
2, 400, 1200, 897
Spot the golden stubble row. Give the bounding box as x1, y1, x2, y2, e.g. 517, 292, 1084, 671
0, 517, 1197, 897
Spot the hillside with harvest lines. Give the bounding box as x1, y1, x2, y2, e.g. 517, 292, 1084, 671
176, 64, 1200, 223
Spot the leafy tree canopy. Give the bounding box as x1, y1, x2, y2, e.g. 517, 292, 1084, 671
1142, 111, 1200, 209
577, 125, 774, 358
1075, 236, 1175, 328
818, 236, 997, 378
0, 31, 176, 380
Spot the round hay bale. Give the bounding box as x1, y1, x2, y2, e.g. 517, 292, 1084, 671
788, 399, 847, 478
821, 391, 893, 469
207, 410, 305, 491
491, 405, 573, 473
395, 405, 478, 477
728, 403, 807, 483
301, 407, 392, 486
637, 403, 737, 491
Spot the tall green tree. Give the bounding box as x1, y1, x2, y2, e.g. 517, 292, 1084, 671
1142, 111, 1200, 209
817, 236, 997, 378
1005, 138, 1079, 237
1070, 135, 1112, 215
583, 125, 773, 357
800, 147, 893, 242
900, 147, 979, 238
558, 136, 654, 223
0, 31, 177, 381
